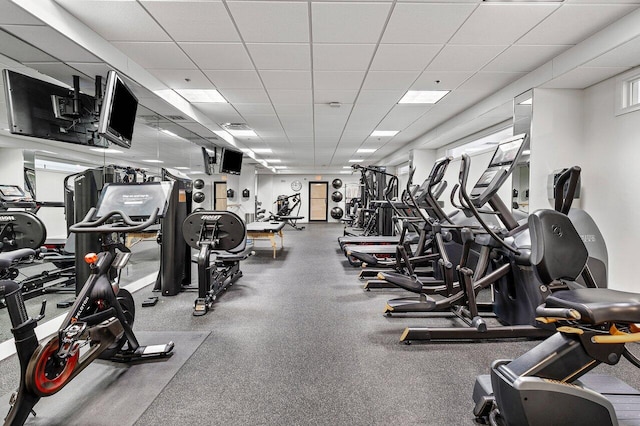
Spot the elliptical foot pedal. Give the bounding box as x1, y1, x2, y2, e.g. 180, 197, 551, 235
112, 342, 175, 362
142, 296, 159, 307
193, 298, 208, 316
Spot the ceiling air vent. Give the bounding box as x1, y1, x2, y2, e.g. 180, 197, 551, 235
222, 123, 251, 131
166, 115, 187, 121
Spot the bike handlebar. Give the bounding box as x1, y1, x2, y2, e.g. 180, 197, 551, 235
69, 207, 159, 234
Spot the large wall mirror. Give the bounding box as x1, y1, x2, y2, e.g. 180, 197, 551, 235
512, 90, 532, 214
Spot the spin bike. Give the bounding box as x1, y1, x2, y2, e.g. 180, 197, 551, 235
0, 182, 174, 426
182, 210, 253, 316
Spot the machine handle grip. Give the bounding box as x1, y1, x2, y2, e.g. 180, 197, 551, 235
69, 208, 159, 233
535, 306, 581, 320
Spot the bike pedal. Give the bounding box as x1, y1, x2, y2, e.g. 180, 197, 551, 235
193, 298, 208, 316
142, 296, 158, 307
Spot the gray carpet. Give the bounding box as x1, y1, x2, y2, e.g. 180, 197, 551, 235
2, 223, 640, 425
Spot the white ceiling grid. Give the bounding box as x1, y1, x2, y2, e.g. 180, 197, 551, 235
0, 0, 638, 173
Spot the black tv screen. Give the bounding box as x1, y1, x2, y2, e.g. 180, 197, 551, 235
201, 146, 216, 175
3, 69, 100, 146
220, 148, 243, 175
98, 70, 138, 148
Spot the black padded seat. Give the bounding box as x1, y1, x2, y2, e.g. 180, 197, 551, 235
545, 288, 640, 324
0, 248, 36, 269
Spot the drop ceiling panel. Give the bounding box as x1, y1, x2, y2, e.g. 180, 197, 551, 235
233, 104, 276, 116
247, 43, 310, 70
0, 30, 55, 62
218, 88, 270, 103
411, 71, 473, 91
311, 2, 391, 44
313, 44, 376, 71
585, 36, 640, 68
363, 70, 421, 90
180, 43, 253, 70
382, 3, 476, 44
541, 66, 630, 89
260, 71, 311, 89
377, 104, 432, 130
313, 90, 358, 104
267, 89, 312, 104
450, 4, 559, 45
203, 70, 262, 88
20, 62, 95, 87
2, 25, 101, 63
517, 4, 639, 45
66, 62, 113, 83
426, 45, 507, 72
274, 104, 313, 116
244, 114, 282, 130
193, 102, 244, 123
457, 72, 527, 93
356, 90, 404, 107
228, 1, 309, 43
113, 42, 194, 69
148, 69, 215, 89
141, 1, 239, 43
313, 71, 366, 90
0, 0, 43, 25
56, 0, 170, 42
483, 45, 572, 73
371, 44, 441, 71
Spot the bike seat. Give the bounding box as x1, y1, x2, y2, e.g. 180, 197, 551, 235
0, 248, 36, 269
543, 288, 640, 324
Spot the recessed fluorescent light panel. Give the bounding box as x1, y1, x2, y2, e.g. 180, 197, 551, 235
340, 171, 352, 174
343, 166, 352, 169
274, 166, 287, 169
266, 159, 281, 163
174, 166, 190, 170
227, 129, 257, 137
349, 159, 364, 163
90, 148, 123, 154
160, 129, 179, 138
143, 159, 164, 163
398, 90, 449, 104
371, 130, 398, 137
484, 0, 563, 2
175, 89, 227, 103
357, 148, 377, 153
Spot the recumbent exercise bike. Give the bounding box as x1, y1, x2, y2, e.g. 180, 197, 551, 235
0, 182, 175, 426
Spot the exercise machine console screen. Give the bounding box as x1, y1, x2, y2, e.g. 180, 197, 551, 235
94, 182, 172, 219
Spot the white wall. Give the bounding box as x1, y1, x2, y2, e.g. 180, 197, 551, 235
257, 173, 360, 223
0, 148, 24, 187
410, 149, 437, 184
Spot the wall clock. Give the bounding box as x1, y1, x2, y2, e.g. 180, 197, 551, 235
291, 180, 302, 192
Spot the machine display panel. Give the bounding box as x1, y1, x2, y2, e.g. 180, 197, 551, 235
488, 138, 524, 167
476, 170, 498, 187
0, 185, 27, 197
94, 182, 173, 219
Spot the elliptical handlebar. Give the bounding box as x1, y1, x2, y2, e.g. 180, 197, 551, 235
69, 207, 159, 234
554, 166, 581, 215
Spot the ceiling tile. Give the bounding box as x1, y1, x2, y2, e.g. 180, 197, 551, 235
542, 66, 630, 89
20, 62, 96, 88
228, 1, 309, 43
148, 69, 215, 89
313, 44, 375, 71
458, 71, 527, 94
141, 1, 240, 42
382, 3, 476, 44
260, 70, 311, 89
314, 90, 358, 104
518, 4, 639, 45
2, 25, 101, 63
377, 104, 432, 130
194, 102, 244, 123
371, 44, 441, 71
483, 45, 571, 73
356, 90, 404, 107
313, 71, 366, 90
243, 114, 282, 130
247, 43, 310, 70
56, 0, 170, 41
112, 41, 194, 69
450, 4, 559, 45
426, 45, 507, 72
312, 2, 391, 44
411, 71, 473, 91
0, 0, 42, 25
218, 88, 270, 103
362, 71, 420, 90
0, 30, 55, 62
274, 104, 313, 116
203, 69, 262, 88
585, 35, 640, 68
267, 89, 312, 104
233, 104, 276, 116
180, 43, 253, 69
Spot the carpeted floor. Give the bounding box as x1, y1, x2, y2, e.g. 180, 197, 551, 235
2, 223, 640, 425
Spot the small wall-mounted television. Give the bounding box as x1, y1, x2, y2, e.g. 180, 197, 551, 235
97, 70, 138, 149
201, 146, 217, 175
3, 69, 100, 146
219, 148, 243, 175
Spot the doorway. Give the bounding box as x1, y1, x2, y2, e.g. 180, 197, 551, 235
214, 181, 227, 210
309, 181, 328, 222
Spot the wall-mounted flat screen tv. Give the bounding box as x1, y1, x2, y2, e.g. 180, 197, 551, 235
97, 70, 138, 149
201, 146, 217, 175
219, 148, 243, 175
3, 69, 100, 146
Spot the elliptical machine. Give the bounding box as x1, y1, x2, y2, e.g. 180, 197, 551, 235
0, 181, 175, 426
